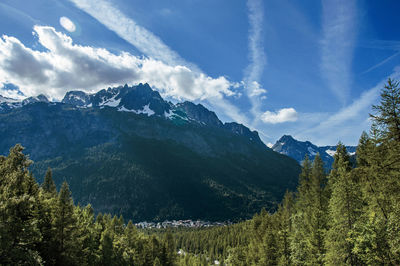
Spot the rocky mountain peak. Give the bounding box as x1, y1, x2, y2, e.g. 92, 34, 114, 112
176, 101, 223, 127
272, 135, 357, 168
22, 94, 49, 105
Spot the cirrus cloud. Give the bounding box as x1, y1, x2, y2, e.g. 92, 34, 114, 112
261, 108, 298, 124
0, 26, 235, 101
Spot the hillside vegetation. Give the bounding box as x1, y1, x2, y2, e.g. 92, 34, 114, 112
1, 79, 399, 265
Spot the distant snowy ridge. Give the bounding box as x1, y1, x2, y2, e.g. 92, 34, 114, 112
272, 135, 357, 168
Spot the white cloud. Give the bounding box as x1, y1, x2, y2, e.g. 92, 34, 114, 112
67, 0, 250, 124
59, 16, 76, 32
68, 0, 189, 68
321, 0, 357, 105
261, 108, 298, 124
245, 0, 267, 119
248, 81, 266, 97
0, 26, 235, 101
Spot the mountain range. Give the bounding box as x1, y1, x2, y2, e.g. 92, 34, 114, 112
272, 135, 357, 168
0, 83, 300, 221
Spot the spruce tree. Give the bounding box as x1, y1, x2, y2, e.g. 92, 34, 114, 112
37, 168, 59, 265
352, 79, 400, 264
276, 191, 294, 265
42, 167, 57, 195
53, 181, 78, 265
325, 144, 362, 265
308, 154, 329, 265
0, 144, 42, 265
290, 156, 312, 265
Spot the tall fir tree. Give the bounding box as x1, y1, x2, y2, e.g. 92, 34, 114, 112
0, 144, 42, 265
352, 79, 400, 265
37, 168, 58, 265
290, 156, 312, 265
276, 191, 294, 265
325, 144, 363, 265
53, 181, 78, 265
290, 155, 329, 265
308, 154, 329, 265
42, 167, 57, 195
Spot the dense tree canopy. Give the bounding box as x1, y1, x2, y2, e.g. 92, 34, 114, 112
1, 79, 400, 265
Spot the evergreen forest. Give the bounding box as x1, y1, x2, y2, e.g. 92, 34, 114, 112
1, 79, 400, 265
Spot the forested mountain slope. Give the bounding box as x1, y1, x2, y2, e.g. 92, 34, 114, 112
0, 83, 300, 221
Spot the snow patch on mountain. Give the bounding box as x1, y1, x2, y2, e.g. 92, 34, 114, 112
118, 104, 155, 116
117, 106, 134, 112
164, 109, 174, 119
326, 149, 336, 156
307, 146, 317, 156
101, 96, 121, 107
135, 104, 155, 116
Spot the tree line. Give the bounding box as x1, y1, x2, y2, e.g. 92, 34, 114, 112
0, 145, 177, 265
161, 79, 400, 265
1, 79, 399, 265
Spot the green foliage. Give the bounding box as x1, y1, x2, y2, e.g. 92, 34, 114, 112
1, 79, 400, 265
0, 145, 177, 265
0, 144, 42, 265
325, 144, 363, 265
173, 79, 400, 265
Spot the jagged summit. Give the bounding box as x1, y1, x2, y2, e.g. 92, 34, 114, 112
176, 101, 223, 127
272, 135, 357, 168
0, 84, 300, 221
1, 83, 265, 146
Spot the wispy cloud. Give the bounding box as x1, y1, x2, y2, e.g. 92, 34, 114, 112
320, 0, 357, 105
244, 0, 267, 119
361, 51, 400, 75
67, 0, 253, 125
359, 40, 400, 51
296, 69, 400, 145
68, 0, 189, 68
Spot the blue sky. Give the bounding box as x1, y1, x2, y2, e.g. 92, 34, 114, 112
1, 0, 400, 146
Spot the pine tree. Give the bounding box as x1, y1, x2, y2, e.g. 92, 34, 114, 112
0, 144, 42, 265
371, 78, 400, 143
42, 167, 57, 195
325, 144, 362, 265
290, 156, 312, 265
74, 204, 99, 265
308, 154, 329, 265
99, 227, 115, 265
53, 181, 78, 265
352, 79, 400, 264
276, 191, 294, 265
37, 168, 59, 265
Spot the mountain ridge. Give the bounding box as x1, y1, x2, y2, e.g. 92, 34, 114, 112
1, 83, 264, 147
0, 83, 300, 221
272, 135, 357, 168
